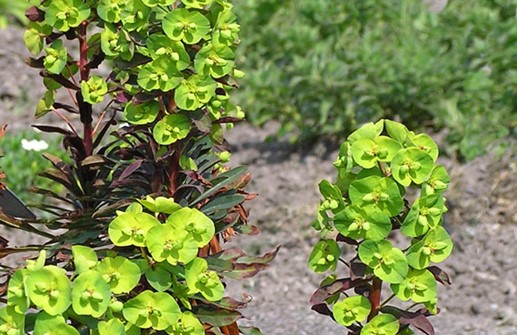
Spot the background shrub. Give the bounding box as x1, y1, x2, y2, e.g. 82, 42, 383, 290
234, 0, 517, 160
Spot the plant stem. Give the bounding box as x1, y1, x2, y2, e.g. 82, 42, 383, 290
78, 21, 93, 156
368, 277, 382, 321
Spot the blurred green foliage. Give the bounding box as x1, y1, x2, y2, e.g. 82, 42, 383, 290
235, 0, 517, 160
0, 130, 66, 204
0, 0, 29, 28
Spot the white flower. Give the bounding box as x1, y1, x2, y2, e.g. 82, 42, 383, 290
21, 139, 49, 152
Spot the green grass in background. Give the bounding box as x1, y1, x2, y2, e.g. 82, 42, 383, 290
234, 0, 517, 160
0, 0, 29, 28
0, 130, 68, 205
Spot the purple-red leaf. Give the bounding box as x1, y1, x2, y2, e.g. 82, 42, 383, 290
311, 303, 334, 318
381, 306, 435, 335
194, 305, 242, 327
428, 266, 452, 285
310, 278, 365, 305
336, 233, 359, 245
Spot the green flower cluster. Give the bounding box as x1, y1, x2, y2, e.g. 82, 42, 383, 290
1, 196, 221, 335
309, 120, 452, 335
24, 0, 244, 144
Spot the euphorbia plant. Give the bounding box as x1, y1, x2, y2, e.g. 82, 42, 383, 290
309, 120, 452, 335
0, 1, 275, 334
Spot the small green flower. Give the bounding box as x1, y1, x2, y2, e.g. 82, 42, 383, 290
0, 307, 24, 335
25, 266, 71, 316
97, 256, 141, 294
71, 270, 111, 317
24, 22, 52, 55
97, 0, 132, 23
7, 270, 29, 314
361, 314, 399, 335
146, 223, 198, 265
181, 0, 214, 9
124, 100, 160, 125
153, 114, 192, 145
98, 319, 125, 335
108, 203, 161, 247
334, 205, 391, 241
358, 240, 408, 284
167, 311, 205, 335
391, 148, 434, 186
123, 290, 181, 330
81, 76, 108, 104
166, 207, 215, 247
349, 175, 404, 217
391, 269, 437, 303
194, 43, 235, 78
351, 135, 402, 169
138, 195, 182, 214
175, 75, 217, 110
162, 8, 211, 45
212, 8, 240, 47
137, 58, 183, 92
308, 239, 340, 273
44, 0, 91, 32
142, 0, 175, 6
44, 40, 68, 75
185, 257, 224, 301
406, 226, 453, 269
146, 34, 190, 70
333, 296, 371, 327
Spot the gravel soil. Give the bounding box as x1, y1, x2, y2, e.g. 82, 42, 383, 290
2, 26, 517, 334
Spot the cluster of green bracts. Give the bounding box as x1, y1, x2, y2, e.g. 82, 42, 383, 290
309, 120, 452, 335
2, 197, 221, 335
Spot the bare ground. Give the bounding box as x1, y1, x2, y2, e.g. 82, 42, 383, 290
2, 26, 517, 334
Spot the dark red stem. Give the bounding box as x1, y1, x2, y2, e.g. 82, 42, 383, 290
368, 277, 382, 321
78, 21, 93, 156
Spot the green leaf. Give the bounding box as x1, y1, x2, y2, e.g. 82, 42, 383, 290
44, 39, 68, 75
162, 8, 211, 45
349, 175, 403, 217
0, 307, 24, 335
33, 312, 79, 335
391, 148, 434, 187
347, 120, 384, 143
146, 34, 190, 70
108, 203, 161, 247
97, 256, 141, 294
185, 257, 224, 301
36, 89, 55, 118
175, 75, 217, 111
332, 295, 371, 327
391, 269, 437, 303
24, 23, 51, 55
45, 0, 91, 32
334, 205, 391, 241
138, 195, 182, 214
123, 291, 181, 330
194, 43, 235, 79
146, 223, 199, 265
145, 263, 173, 292
26, 250, 47, 271
137, 58, 183, 92
166, 311, 204, 335
71, 270, 111, 317
384, 119, 410, 145
98, 318, 125, 335
26, 266, 71, 315
124, 100, 160, 125
72, 245, 98, 274
167, 207, 215, 247
358, 240, 408, 284
308, 239, 340, 273
406, 226, 453, 270
152, 114, 192, 145
361, 314, 399, 335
